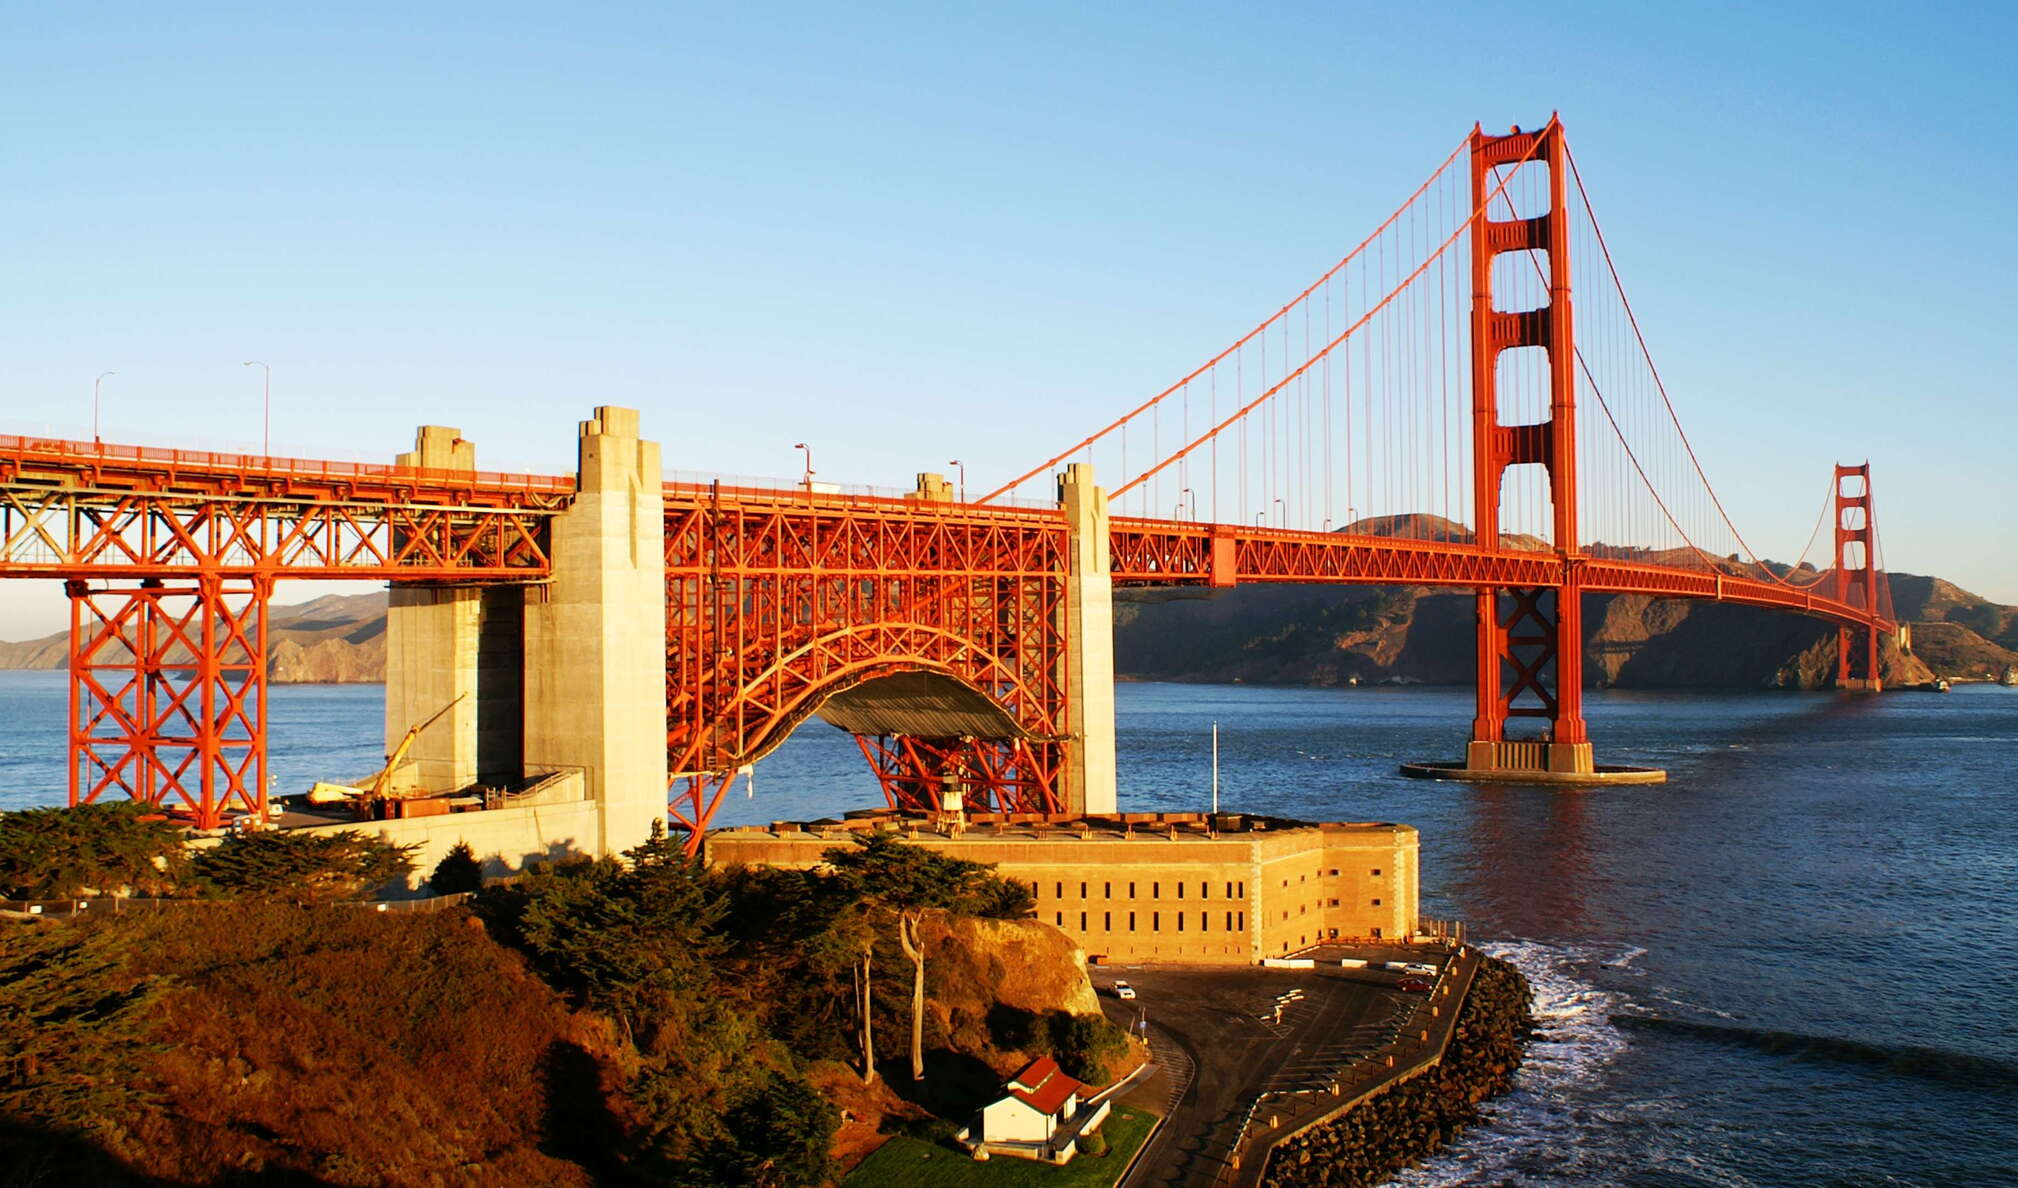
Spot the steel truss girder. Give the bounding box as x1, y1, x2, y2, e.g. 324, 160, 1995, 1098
0, 487, 554, 579
663, 492, 1072, 844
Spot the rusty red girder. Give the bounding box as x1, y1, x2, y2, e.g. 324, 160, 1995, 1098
663, 483, 1072, 844
1, 434, 567, 581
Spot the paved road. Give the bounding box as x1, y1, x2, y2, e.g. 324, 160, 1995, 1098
1101, 967, 1406, 1188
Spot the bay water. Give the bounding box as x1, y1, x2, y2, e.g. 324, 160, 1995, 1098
2, 670, 2012, 1185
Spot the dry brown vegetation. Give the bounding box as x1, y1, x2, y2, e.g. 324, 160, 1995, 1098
1, 903, 615, 1187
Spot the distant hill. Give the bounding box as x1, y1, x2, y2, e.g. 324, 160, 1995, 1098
4, 558, 2010, 690
1111, 520, 2013, 690
0, 591, 385, 684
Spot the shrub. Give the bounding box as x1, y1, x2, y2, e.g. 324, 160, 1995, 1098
0, 802, 186, 900
190, 830, 416, 901
428, 841, 485, 894
1079, 1128, 1109, 1157
1048, 1010, 1130, 1083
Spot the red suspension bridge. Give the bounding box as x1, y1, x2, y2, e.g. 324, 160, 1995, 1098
0, 118, 1895, 849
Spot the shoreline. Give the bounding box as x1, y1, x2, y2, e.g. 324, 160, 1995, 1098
1256, 954, 1533, 1187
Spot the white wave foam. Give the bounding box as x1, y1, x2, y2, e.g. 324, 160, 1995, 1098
1606, 945, 1649, 969
1386, 938, 1633, 1188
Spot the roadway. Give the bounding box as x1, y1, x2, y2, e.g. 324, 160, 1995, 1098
1098, 966, 1416, 1188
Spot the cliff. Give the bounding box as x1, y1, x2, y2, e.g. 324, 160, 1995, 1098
0, 592, 386, 684
7, 565, 2008, 690
1114, 575, 1991, 690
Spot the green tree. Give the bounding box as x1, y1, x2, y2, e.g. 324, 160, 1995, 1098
1048, 1010, 1130, 1082
190, 830, 415, 901
0, 802, 187, 900
824, 831, 997, 1082
426, 841, 485, 894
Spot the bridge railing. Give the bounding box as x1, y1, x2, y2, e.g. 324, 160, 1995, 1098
0, 433, 575, 497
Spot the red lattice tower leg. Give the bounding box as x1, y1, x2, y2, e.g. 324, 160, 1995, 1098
67, 575, 272, 829
1832, 463, 1882, 691
855, 735, 1062, 816
1466, 118, 1592, 774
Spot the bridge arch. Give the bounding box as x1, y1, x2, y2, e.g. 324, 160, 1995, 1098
668, 619, 1066, 839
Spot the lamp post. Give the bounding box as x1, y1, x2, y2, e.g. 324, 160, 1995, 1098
242, 361, 270, 457
947, 459, 965, 502
93, 371, 115, 444
1273, 497, 1285, 527
793, 442, 814, 488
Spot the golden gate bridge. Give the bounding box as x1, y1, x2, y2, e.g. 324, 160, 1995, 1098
0, 118, 1895, 851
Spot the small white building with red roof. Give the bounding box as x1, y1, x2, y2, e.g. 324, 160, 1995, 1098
967, 1055, 1112, 1162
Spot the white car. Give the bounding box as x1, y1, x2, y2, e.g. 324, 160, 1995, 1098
1114, 980, 1137, 1000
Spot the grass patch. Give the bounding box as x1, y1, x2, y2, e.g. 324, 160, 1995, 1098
844, 1104, 1157, 1188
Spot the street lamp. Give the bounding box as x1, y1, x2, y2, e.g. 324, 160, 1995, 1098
93, 371, 115, 443
947, 459, 965, 502
793, 442, 814, 488
1273, 497, 1285, 526
242, 361, 270, 457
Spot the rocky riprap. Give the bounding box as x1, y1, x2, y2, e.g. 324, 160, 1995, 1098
1264, 955, 1534, 1187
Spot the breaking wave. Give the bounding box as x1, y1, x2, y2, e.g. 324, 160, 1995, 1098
1386, 938, 1634, 1187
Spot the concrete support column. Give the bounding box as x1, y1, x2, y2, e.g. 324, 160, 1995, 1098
384, 587, 480, 792
384, 425, 481, 793
1058, 463, 1116, 815
521, 407, 668, 856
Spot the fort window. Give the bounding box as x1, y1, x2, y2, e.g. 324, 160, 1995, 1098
1055, 882, 1063, 898
1238, 911, 1246, 929
1153, 912, 1161, 931
1080, 912, 1087, 930
1129, 912, 1137, 931
1225, 881, 1235, 898
1225, 911, 1234, 930
1177, 883, 1184, 899
1080, 881, 1087, 898
1104, 881, 1111, 897
1055, 912, 1063, 926
1202, 912, 1210, 932
1372, 869, 1381, 877
1104, 911, 1111, 930
1129, 881, 1137, 898
1328, 868, 1339, 876
1200, 882, 1210, 899
1239, 882, 1246, 897
1372, 898, 1382, 906
1177, 912, 1185, 932
1328, 898, 1340, 907
1152, 882, 1160, 898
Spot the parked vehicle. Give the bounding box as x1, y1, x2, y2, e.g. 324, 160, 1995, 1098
1114, 980, 1137, 1000
1395, 976, 1434, 993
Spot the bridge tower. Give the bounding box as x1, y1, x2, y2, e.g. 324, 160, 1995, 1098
1832, 462, 1882, 692
1463, 117, 1594, 777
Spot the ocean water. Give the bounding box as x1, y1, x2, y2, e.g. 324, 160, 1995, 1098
2, 671, 2013, 1185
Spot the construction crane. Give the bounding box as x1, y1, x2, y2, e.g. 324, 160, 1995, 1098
306, 694, 466, 810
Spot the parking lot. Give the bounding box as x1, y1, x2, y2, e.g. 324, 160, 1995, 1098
1096, 960, 1433, 1187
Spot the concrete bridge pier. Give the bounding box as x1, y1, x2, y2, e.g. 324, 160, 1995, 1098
521, 407, 668, 856
383, 426, 484, 794
360, 409, 666, 883
1059, 463, 1117, 815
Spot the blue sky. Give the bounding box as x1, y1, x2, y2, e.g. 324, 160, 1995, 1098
3, 2, 2012, 634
